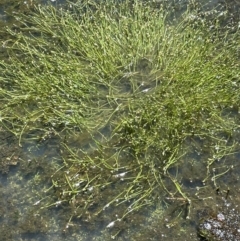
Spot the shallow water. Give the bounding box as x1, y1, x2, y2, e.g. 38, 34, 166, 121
1, 125, 239, 241
0, 1, 240, 241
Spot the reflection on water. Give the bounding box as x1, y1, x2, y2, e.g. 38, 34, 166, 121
1, 121, 239, 240
0, 1, 240, 241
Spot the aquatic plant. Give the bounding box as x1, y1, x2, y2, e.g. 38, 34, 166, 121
0, 0, 240, 237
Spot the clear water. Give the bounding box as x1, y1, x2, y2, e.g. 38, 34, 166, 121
0, 1, 240, 241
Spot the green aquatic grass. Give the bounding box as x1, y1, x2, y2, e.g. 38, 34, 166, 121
0, 0, 240, 236
0, 0, 169, 136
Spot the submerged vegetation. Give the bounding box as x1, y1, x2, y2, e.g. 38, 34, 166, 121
0, 0, 240, 239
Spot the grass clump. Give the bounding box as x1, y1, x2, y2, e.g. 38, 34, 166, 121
0, 0, 169, 136
0, 0, 240, 236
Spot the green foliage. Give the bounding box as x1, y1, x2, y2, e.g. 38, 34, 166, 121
0, 0, 240, 235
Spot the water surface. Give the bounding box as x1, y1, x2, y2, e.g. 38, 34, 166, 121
0, 1, 240, 241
